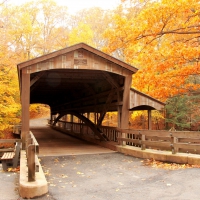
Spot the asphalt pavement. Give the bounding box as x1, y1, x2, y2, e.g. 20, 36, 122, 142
2, 152, 200, 200
1, 117, 200, 200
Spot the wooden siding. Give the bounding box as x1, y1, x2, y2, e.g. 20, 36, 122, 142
129, 88, 165, 110
22, 49, 132, 77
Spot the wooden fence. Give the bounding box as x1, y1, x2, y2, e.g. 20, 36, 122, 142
54, 120, 200, 155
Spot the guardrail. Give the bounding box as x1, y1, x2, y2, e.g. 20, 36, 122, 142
117, 129, 200, 154
26, 132, 39, 182
53, 120, 97, 139
53, 120, 200, 155
13, 123, 22, 135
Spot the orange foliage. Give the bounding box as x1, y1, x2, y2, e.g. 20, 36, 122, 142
104, 0, 200, 101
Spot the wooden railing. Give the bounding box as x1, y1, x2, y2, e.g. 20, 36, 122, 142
52, 120, 200, 155
12, 123, 22, 135
26, 132, 39, 182
54, 120, 97, 139
117, 129, 200, 154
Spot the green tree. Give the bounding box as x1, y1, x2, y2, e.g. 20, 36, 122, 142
165, 94, 200, 130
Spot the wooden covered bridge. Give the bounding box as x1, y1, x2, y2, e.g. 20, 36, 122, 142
16, 43, 200, 198
17, 43, 165, 149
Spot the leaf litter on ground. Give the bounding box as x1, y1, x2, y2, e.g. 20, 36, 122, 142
142, 158, 200, 170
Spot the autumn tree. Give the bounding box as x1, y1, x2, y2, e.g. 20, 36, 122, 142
68, 22, 94, 46
7, 0, 70, 60
104, 0, 200, 101
0, 0, 70, 134
69, 7, 113, 49
0, 2, 21, 133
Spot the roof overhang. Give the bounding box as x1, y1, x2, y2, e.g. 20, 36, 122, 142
130, 88, 165, 111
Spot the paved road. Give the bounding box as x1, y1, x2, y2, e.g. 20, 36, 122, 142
1, 118, 200, 199
19, 153, 200, 200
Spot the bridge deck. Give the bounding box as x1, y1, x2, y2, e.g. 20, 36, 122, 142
30, 118, 115, 157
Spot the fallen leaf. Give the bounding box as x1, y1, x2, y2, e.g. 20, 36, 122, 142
142, 158, 200, 170
77, 172, 84, 175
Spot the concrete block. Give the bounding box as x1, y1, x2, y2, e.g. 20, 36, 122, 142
116, 146, 143, 158
188, 154, 200, 165
19, 150, 48, 199
142, 149, 167, 161
166, 153, 188, 164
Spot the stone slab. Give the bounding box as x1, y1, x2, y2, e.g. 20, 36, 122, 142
19, 150, 48, 199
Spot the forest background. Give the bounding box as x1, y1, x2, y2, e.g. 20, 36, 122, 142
0, 0, 200, 137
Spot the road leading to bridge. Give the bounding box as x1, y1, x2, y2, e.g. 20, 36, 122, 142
30, 117, 115, 156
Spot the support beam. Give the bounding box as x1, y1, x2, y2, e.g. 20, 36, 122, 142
120, 75, 132, 145
102, 72, 120, 89
30, 71, 45, 87
120, 75, 132, 129
148, 110, 152, 130
53, 111, 108, 141
21, 70, 30, 150
97, 89, 116, 126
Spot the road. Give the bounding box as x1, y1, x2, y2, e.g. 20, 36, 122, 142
1, 117, 200, 200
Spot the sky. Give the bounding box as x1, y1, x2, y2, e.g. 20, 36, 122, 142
8, 0, 121, 14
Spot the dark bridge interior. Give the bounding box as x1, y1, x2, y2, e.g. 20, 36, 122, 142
30, 69, 125, 114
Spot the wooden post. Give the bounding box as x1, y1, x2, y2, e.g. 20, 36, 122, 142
28, 144, 35, 182
70, 114, 73, 132
21, 70, 30, 150
171, 136, 178, 154
141, 134, 146, 150
120, 75, 132, 146
87, 112, 90, 120
148, 110, 152, 130
117, 106, 122, 128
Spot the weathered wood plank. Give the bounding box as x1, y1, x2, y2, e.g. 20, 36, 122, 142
0, 139, 21, 143
143, 141, 171, 148
30, 132, 39, 154
0, 148, 14, 152
170, 131, 200, 138
174, 143, 200, 151
28, 144, 35, 182
1, 152, 14, 160
117, 137, 140, 144
179, 138, 200, 143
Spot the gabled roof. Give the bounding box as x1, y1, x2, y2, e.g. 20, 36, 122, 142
17, 43, 138, 73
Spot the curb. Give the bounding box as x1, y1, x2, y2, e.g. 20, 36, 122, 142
19, 150, 48, 199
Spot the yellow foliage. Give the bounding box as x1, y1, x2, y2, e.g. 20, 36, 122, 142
68, 22, 94, 47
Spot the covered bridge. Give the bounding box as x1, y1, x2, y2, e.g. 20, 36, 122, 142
17, 43, 165, 148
